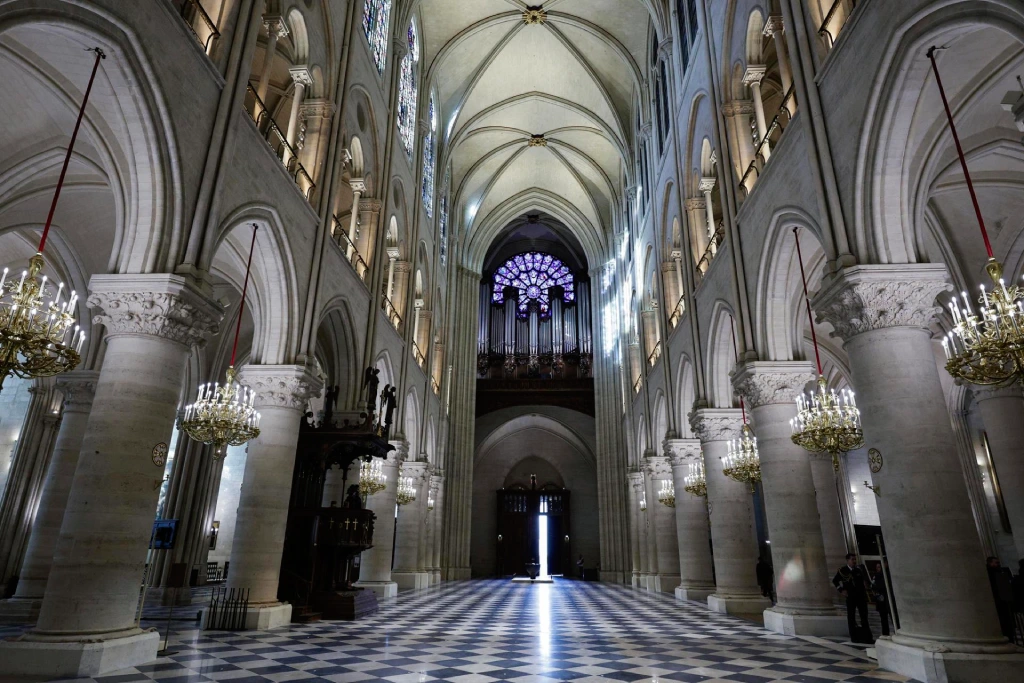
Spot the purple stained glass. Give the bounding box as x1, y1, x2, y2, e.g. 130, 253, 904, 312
362, 0, 391, 74
491, 251, 575, 317
397, 23, 419, 156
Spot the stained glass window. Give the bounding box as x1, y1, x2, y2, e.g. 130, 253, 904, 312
398, 22, 419, 157
438, 165, 449, 267
492, 252, 575, 318
422, 95, 437, 217
362, 0, 391, 75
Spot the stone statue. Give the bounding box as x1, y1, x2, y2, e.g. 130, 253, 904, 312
362, 368, 380, 414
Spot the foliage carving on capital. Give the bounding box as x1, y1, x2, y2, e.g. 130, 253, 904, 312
664, 438, 702, 466
401, 460, 429, 484
689, 409, 743, 443
240, 365, 324, 411
88, 278, 221, 348
731, 362, 813, 409
643, 454, 672, 479
627, 468, 645, 492
812, 265, 951, 342
56, 371, 100, 410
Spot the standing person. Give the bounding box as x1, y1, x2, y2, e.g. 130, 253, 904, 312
833, 553, 873, 643
987, 557, 1015, 640
576, 554, 584, 579
756, 557, 774, 603
870, 561, 892, 637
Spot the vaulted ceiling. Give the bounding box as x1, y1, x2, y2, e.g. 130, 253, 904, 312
417, 0, 655, 266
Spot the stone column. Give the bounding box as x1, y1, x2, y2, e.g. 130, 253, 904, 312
355, 442, 405, 598
699, 178, 718, 254
690, 408, 770, 615
356, 197, 382, 270
723, 100, 757, 186
227, 364, 321, 629
733, 362, 846, 636
10, 373, 98, 607
665, 439, 716, 601
974, 386, 1024, 561
392, 460, 430, 591
644, 454, 680, 593
685, 198, 708, 271
345, 178, 366, 262
298, 99, 335, 186
627, 469, 645, 588
256, 16, 288, 102
428, 474, 444, 584
763, 15, 794, 114
743, 66, 771, 162
815, 265, 1023, 682
808, 456, 850, 588
391, 260, 413, 329
0, 275, 220, 678
284, 66, 312, 163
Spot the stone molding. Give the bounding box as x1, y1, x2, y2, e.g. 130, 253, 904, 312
698, 176, 716, 193
763, 14, 785, 37
263, 15, 289, 38
664, 438, 702, 466
239, 364, 324, 411
973, 384, 1024, 403
348, 177, 367, 194
393, 260, 413, 274
56, 370, 101, 411
388, 439, 410, 466
299, 99, 335, 120
289, 65, 313, 87
88, 274, 221, 348
689, 408, 744, 443
722, 100, 755, 116
359, 197, 383, 213
400, 460, 430, 485
684, 197, 706, 211
812, 264, 951, 342
627, 469, 645, 493
643, 454, 672, 479
731, 361, 814, 409
742, 64, 767, 86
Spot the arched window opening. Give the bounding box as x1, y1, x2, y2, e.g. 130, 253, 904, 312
422, 95, 437, 218
363, 0, 392, 74
492, 252, 575, 318
438, 164, 450, 267
398, 22, 420, 157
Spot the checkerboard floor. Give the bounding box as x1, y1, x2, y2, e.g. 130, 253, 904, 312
2, 579, 918, 683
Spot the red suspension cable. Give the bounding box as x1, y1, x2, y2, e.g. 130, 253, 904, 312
39, 48, 105, 254
229, 224, 259, 367
927, 46, 993, 260
793, 228, 823, 375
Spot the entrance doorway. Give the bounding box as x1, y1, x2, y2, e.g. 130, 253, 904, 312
496, 489, 570, 577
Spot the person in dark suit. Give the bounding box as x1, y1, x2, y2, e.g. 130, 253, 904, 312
344, 484, 363, 510
870, 561, 892, 637
833, 553, 873, 643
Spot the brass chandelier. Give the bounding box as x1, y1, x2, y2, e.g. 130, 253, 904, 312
927, 47, 1024, 387
359, 458, 387, 498
683, 460, 707, 497
396, 475, 417, 506
789, 228, 864, 469
656, 479, 676, 508
181, 224, 261, 456
723, 322, 761, 492
0, 49, 106, 390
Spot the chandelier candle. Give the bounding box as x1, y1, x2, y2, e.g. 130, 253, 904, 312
657, 479, 676, 508
683, 459, 707, 497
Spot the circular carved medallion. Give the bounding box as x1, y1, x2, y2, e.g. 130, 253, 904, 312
152, 442, 168, 468
868, 448, 883, 474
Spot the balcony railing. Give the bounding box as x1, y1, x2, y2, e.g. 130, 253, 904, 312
331, 216, 369, 282
382, 296, 403, 332
174, 0, 220, 54
647, 341, 662, 367
695, 222, 726, 282
412, 341, 426, 369
633, 376, 643, 395
818, 0, 857, 51
669, 296, 686, 329
244, 84, 316, 201
431, 377, 441, 396
739, 88, 795, 195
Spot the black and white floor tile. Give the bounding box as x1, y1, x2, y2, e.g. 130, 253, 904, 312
1, 579, 917, 683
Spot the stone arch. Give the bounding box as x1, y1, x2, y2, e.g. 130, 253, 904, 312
374, 349, 396, 391
706, 300, 738, 409
404, 387, 420, 455
315, 295, 360, 408
675, 354, 697, 436
652, 391, 668, 455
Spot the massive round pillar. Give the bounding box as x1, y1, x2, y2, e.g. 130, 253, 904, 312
355, 443, 405, 598
665, 438, 716, 601
973, 386, 1024, 561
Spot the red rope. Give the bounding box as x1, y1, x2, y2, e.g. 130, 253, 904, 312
927, 46, 993, 260
39, 48, 105, 254
793, 228, 823, 375
230, 224, 259, 367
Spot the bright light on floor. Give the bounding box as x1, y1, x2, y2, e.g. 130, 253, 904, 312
538, 514, 549, 578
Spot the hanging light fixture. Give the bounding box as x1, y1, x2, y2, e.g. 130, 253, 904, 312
427, 492, 435, 511
359, 458, 387, 498
639, 489, 647, 512
683, 460, 707, 497
396, 475, 417, 506
926, 47, 1024, 386
0, 49, 106, 390
789, 228, 864, 470
656, 479, 676, 508
723, 322, 760, 492
181, 224, 261, 457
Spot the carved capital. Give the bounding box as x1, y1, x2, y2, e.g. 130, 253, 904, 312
348, 177, 367, 194
812, 264, 951, 342
299, 99, 335, 120
393, 260, 413, 274
627, 469, 645, 493
661, 261, 677, 274
388, 440, 409, 465
643, 454, 672, 479
742, 64, 767, 86
722, 100, 755, 117
88, 274, 221, 348
359, 197, 383, 214
400, 460, 430, 485
658, 38, 673, 62
239, 364, 323, 411
763, 15, 785, 37
689, 408, 744, 443
731, 361, 814, 409
973, 384, 1024, 403
698, 177, 717, 194
263, 15, 289, 39
684, 197, 706, 211
289, 66, 313, 88
56, 370, 101, 411
664, 438, 702, 467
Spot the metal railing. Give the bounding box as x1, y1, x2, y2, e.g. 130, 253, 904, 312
382, 296, 403, 332
244, 84, 316, 201
633, 376, 643, 395
818, 0, 857, 51
431, 377, 441, 396
669, 297, 685, 328
695, 222, 726, 282
331, 216, 370, 282
412, 341, 426, 368
739, 88, 795, 194
647, 341, 662, 367
175, 0, 220, 54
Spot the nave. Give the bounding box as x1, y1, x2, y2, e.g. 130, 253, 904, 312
1, 581, 915, 683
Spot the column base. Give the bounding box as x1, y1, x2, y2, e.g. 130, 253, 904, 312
650, 573, 681, 593
442, 567, 471, 581
392, 571, 431, 591
763, 607, 848, 637
631, 572, 640, 588
599, 570, 625, 584
707, 593, 772, 615
201, 602, 292, 630
675, 585, 715, 602
876, 636, 1024, 683
354, 580, 398, 598
0, 597, 42, 624
0, 629, 159, 677
429, 569, 441, 585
